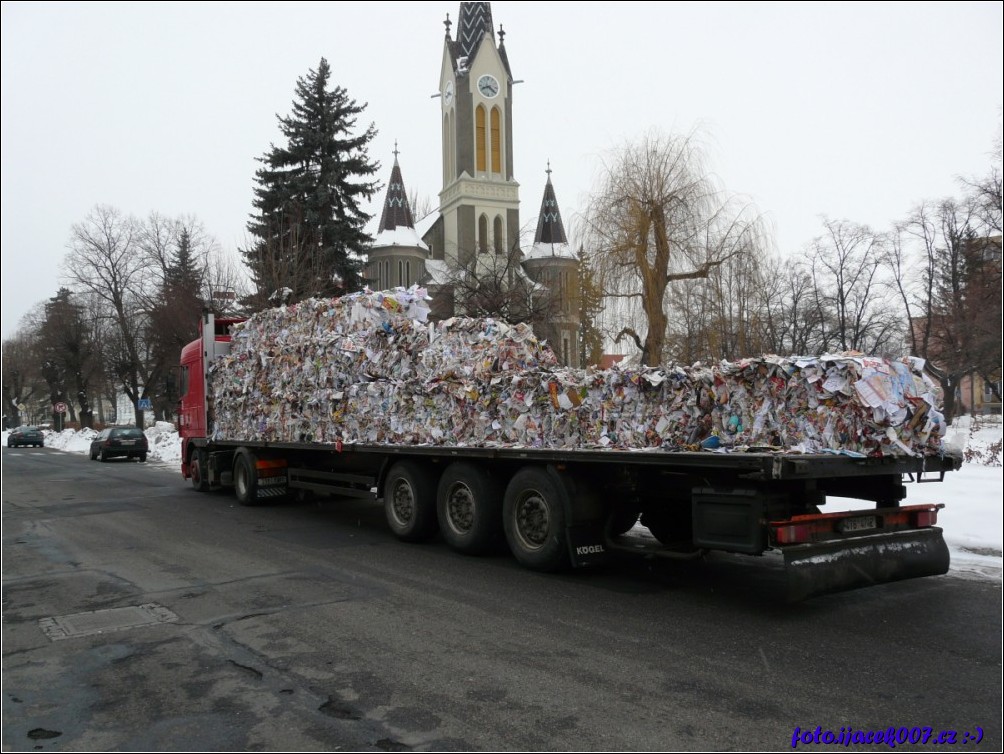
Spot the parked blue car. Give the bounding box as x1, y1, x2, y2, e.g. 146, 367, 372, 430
8, 426, 44, 448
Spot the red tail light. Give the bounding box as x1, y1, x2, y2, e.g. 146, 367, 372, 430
775, 524, 812, 544
771, 504, 943, 545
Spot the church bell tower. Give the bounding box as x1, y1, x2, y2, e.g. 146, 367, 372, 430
425, 2, 520, 267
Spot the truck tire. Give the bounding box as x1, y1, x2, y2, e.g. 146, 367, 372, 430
503, 466, 569, 571
437, 462, 504, 555
384, 461, 438, 542
190, 449, 210, 492
233, 450, 260, 506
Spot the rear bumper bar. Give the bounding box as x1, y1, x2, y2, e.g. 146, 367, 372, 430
782, 527, 950, 602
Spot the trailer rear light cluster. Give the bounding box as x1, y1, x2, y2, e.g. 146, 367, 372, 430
774, 524, 813, 545
255, 458, 288, 478
771, 504, 943, 545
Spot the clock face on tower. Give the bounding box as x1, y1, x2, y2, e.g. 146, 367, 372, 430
477, 74, 499, 98
443, 80, 454, 106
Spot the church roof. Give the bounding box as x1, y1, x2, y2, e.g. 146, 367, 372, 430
377, 154, 415, 233
457, 2, 494, 62
525, 168, 576, 260
446, 2, 512, 78
372, 152, 428, 251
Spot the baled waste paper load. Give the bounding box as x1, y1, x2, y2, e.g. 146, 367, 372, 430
209, 288, 947, 457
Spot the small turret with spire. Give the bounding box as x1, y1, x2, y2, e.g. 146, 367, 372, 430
366, 145, 429, 291
526, 162, 574, 259
377, 141, 416, 234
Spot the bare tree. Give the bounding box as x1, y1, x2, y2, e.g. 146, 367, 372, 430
442, 243, 560, 327
36, 288, 99, 428
407, 189, 435, 225
808, 218, 900, 354
890, 195, 1001, 422
239, 211, 332, 310
666, 233, 769, 362
754, 255, 825, 356
962, 129, 1002, 236
63, 205, 153, 428
2, 329, 44, 428
584, 130, 766, 366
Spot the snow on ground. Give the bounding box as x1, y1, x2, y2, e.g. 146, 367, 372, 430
3, 418, 1001, 580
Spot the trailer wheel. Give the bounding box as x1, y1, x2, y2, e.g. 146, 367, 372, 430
503, 466, 569, 571
437, 462, 504, 555
190, 449, 210, 492
384, 461, 438, 542
233, 450, 260, 506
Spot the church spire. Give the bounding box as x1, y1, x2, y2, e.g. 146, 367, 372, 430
377, 145, 415, 233
456, 2, 494, 61
533, 162, 568, 246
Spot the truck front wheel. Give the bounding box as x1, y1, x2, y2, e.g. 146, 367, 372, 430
190, 449, 210, 492
384, 461, 438, 542
437, 462, 504, 555
503, 467, 569, 571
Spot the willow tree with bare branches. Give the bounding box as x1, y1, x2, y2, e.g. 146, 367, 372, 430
584, 130, 766, 366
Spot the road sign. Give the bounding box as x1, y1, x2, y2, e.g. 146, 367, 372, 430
54, 401, 67, 414
137, 398, 153, 410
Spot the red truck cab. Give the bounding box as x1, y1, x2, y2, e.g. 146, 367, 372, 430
179, 312, 244, 480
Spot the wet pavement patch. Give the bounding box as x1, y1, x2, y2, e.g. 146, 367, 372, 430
318, 696, 362, 720
38, 603, 178, 641
27, 729, 62, 740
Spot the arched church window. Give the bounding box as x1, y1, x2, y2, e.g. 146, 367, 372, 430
442, 113, 450, 186
478, 214, 488, 254
493, 215, 504, 254
490, 107, 501, 175
475, 105, 487, 173
448, 110, 455, 180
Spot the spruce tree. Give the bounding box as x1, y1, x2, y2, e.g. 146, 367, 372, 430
165, 228, 202, 295
243, 58, 379, 306
577, 247, 605, 366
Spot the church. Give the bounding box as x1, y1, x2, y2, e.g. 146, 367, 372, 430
363, 1, 582, 368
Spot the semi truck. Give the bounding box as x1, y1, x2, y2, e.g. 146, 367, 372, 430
178, 305, 961, 601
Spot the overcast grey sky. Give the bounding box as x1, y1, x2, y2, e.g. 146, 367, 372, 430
2, 1, 1001, 339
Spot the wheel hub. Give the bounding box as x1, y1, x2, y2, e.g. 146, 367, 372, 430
445, 483, 475, 534
515, 492, 549, 550
391, 480, 415, 525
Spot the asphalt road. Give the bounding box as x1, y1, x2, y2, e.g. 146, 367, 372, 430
2, 447, 1001, 751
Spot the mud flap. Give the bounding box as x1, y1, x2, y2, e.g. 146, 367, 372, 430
783, 527, 950, 602
567, 524, 609, 567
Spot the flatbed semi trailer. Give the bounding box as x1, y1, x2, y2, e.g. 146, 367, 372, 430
179, 309, 961, 601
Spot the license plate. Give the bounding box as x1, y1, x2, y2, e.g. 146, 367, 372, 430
839, 515, 877, 533
120, 440, 136, 445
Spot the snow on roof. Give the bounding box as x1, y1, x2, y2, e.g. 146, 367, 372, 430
414, 210, 439, 239
371, 225, 429, 251
424, 259, 451, 285
523, 241, 576, 260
